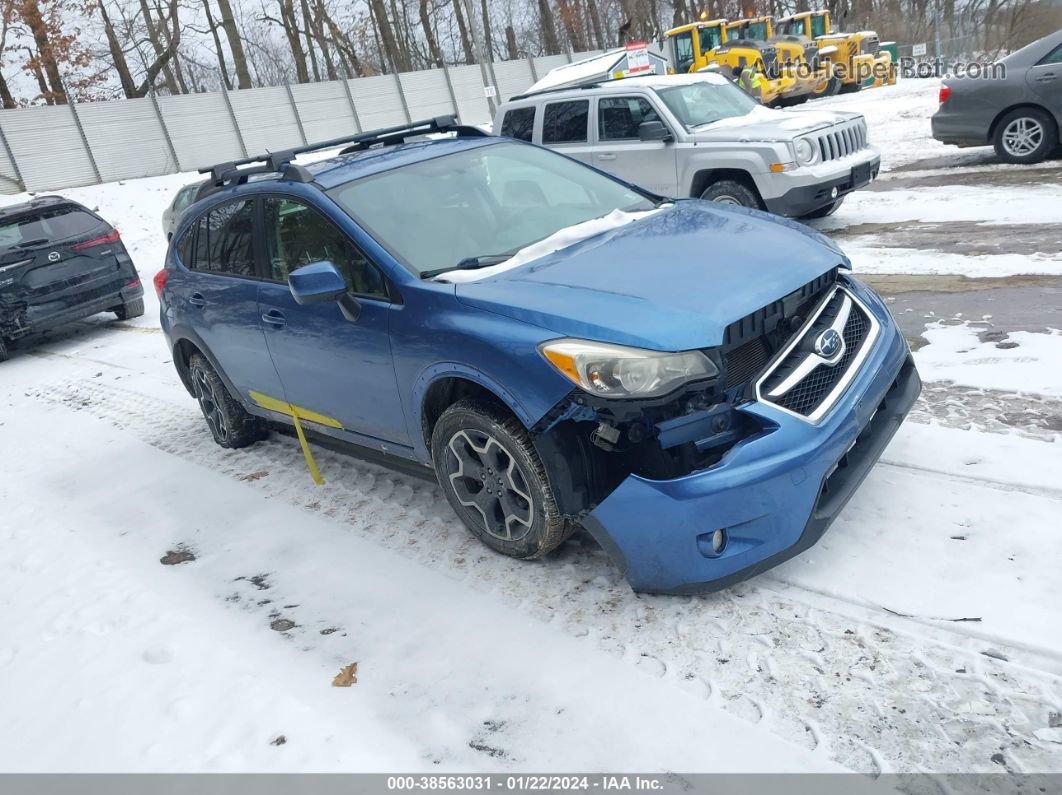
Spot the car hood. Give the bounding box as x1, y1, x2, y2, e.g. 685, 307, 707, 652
690, 108, 862, 142
453, 201, 848, 351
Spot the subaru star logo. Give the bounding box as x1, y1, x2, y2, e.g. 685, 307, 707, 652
814, 328, 843, 358
47, 251, 60, 262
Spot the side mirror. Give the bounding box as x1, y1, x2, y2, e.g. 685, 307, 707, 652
638, 120, 673, 143
288, 261, 347, 305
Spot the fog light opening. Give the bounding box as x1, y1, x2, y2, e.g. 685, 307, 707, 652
830, 187, 839, 199
709, 529, 727, 557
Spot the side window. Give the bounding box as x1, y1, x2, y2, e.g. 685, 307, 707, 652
188, 199, 256, 276
598, 97, 661, 140
542, 100, 589, 144
501, 107, 535, 141
1038, 44, 1062, 66
176, 225, 195, 266
264, 197, 388, 299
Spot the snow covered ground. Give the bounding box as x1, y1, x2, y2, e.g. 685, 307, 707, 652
1, 78, 1061, 780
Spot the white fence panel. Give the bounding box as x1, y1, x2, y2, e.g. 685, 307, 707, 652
228, 85, 305, 153
0, 127, 21, 194
158, 92, 245, 171
449, 65, 491, 126
493, 60, 534, 102
1, 106, 97, 192
290, 81, 358, 141
399, 69, 455, 120
77, 98, 177, 183
349, 76, 407, 130
533, 55, 571, 77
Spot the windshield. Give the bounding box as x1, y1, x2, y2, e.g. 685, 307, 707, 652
0, 206, 101, 250
746, 22, 768, 40
329, 142, 653, 276
698, 27, 722, 53
655, 80, 759, 128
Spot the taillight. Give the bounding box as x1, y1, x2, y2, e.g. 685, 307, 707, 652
153, 269, 170, 297
73, 228, 120, 250
938, 85, 951, 104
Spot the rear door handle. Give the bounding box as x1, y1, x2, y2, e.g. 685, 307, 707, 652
1035, 73, 1056, 81
189, 293, 207, 307
261, 309, 286, 327
597, 153, 617, 161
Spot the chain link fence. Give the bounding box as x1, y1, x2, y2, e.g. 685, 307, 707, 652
0, 50, 602, 195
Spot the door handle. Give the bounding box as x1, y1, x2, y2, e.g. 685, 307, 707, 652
1035, 73, 1056, 82
261, 309, 286, 327
598, 153, 617, 161
188, 293, 207, 307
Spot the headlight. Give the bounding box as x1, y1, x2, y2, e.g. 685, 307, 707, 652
539, 339, 718, 398
794, 137, 818, 165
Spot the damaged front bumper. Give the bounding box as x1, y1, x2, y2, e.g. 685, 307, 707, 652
581, 286, 920, 594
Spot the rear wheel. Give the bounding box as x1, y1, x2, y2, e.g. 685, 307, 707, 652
188, 353, 267, 448
700, 180, 761, 209
431, 398, 574, 560
114, 297, 145, 320
993, 107, 1057, 164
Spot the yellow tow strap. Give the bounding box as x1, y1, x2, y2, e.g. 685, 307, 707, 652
248, 391, 343, 486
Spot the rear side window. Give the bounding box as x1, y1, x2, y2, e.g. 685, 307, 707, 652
173, 184, 200, 212
0, 205, 101, 249
542, 100, 589, 144
189, 199, 256, 277
501, 107, 536, 141
176, 226, 195, 266
1039, 44, 1062, 66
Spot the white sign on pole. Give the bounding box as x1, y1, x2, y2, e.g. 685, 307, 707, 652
912, 43, 927, 57
625, 41, 651, 74
483, 85, 497, 98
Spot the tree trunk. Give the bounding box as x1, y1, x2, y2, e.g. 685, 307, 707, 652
311, 0, 339, 80
298, 0, 321, 81
368, 0, 403, 72
154, 0, 188, 92
556, 0, 584, 51
278, 0, 310, 82
0, 71, 16, 108
537, 0, 561, 54
505, 24, 519, 59
586, 0, 605, 49
139, 0, 180, 93
451, 0, 475, 64
19, 0, 68, 103
419, 0, 444, 66
214, 0, 252, 88
479, 0, 496, 58
201, 0, 232, 90
99, 2, 138, 98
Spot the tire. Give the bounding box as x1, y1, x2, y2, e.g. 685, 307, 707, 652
992, 107, 1057, 165
188, 353, 267, 449
820, 76, 842, 97
839, 79, 862, 94
431, 398, 574, 560
801, 197, 845, 219
700, 180, 761, 209
114, 297, 145, 320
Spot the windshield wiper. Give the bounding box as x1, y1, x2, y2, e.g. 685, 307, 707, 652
12, 238, 49, 249
421, 254, 512, 279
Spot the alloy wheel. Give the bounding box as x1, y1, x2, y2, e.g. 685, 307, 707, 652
1001, 117, 1044, 158
446, 429, 534, 541
192, 368, 230, 443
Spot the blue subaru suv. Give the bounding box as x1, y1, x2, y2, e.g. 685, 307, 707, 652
157, 117, 920, 594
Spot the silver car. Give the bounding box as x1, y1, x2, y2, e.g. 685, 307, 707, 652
161, 181, 206, 240
493, 74, 880, 219
932, 29, 1062, 164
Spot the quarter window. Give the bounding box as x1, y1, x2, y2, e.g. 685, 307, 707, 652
264, 197, 387, 299
501, 107, 535, 141
598, 97, 661, 140
188, 199, 256, 276
1038, 44, 1062, 66
542, 100, 589, 144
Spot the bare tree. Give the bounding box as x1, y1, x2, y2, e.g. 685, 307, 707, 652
214, 0, 252, 88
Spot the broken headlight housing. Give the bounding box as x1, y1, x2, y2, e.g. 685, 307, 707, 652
539, 339, 718, 399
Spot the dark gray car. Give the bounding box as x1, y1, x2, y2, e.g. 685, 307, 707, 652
932, 30, 1062, 164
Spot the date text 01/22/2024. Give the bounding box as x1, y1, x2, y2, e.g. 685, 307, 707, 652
386, 776, 664, 791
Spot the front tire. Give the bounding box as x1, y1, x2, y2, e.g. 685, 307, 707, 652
432, 398, 573, 559
700, 180, 761, 209
993, 107, 1057, 164
114, 297, 145, 320
188, 353, 267, 449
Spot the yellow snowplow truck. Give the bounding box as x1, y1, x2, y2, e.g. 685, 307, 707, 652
775, 11, 895, 92
725, 16, 838, 102
663, 20, 791, 105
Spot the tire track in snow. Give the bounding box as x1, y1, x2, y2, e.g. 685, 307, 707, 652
28, 375, 1062, 778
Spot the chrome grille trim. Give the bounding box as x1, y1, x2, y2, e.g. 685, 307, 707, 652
753, 285, 881, 424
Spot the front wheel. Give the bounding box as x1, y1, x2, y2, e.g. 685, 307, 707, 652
700, 180, 761, 209
432, 399, 574, 559
188, 353, 267, 449
993, 108, 1057, 164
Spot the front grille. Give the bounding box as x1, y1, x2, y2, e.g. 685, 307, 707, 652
756, 286, 878, 421
724, 336, 771, 389
722, 268, 837, 348
815, 120, 868, 162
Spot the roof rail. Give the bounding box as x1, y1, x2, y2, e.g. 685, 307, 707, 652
198, 115, 487, 189
508, 75, 650, 102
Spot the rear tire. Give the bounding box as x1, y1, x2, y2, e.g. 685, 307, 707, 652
115, 297, 145, 320
188, 353, 267, 449
700, 180, 761, 209
992, 107, 1057, 165
431, 398, 575, 560
801, 197, 845, 219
